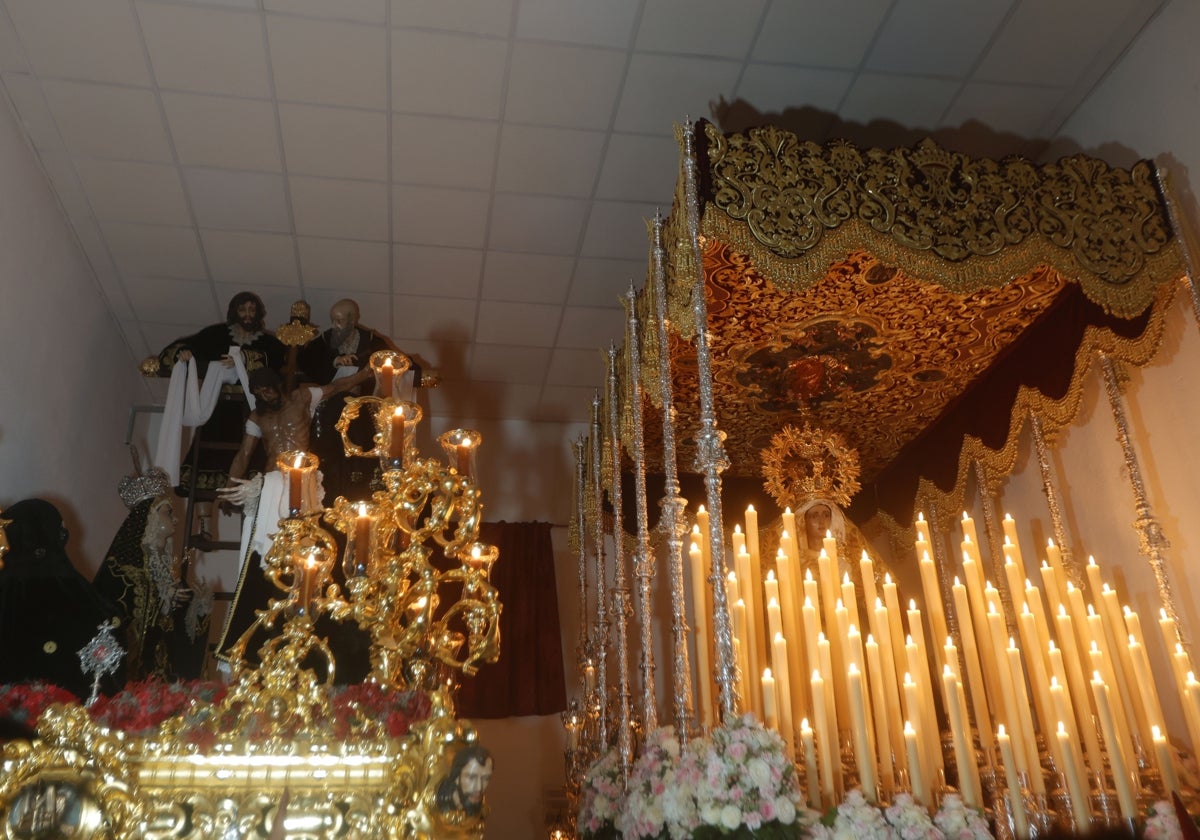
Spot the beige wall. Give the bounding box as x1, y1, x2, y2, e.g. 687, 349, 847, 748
0, 88, 149, 570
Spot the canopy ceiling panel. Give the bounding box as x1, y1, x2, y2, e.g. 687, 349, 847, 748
625, 120, 1187, 533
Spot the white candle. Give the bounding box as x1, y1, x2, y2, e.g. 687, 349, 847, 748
811, 669, 835, 806
801, 718, 820, 808
904, 720, 928, 805
1090, 673, 1136, 820
1056, 721, 1091, 833
847, 663, 877, 802
762, 668, 778, 731
689, 537, 713, 728
1153, 725, 1180, 794
772, 632, 796, 759
942, 665, 979, 807
996, 725, 1029, 839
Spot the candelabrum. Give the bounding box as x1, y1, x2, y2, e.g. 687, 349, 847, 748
223, 351, 502, 717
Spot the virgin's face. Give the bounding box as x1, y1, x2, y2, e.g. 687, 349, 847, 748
804, 504, 832, 546
143, 497, 177, 549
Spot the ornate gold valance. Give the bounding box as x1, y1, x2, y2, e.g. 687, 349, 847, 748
616, 120, 1188, 537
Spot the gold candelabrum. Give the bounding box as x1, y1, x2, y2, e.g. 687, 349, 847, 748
0, 350, 503, 839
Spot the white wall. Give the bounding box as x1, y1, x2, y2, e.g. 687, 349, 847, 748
0, 90, 148, 571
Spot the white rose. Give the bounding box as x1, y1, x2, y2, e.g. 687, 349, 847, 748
721, 804, 743, 831
775, 796, 797, 824
748, 757, 772, 788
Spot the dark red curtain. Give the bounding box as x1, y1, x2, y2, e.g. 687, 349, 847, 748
456, 521, 567, 719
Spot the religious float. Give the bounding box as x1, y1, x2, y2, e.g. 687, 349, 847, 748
563, 120, 1200, 839
0, 351, 500, 839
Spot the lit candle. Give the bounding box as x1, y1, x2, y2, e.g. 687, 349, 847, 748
1090, 672, 1136, 820
584, 662, 597, 693
1128, 634, 1168, 758
1006, 636, 1043, 794
914, 511, 931, 544
904, 720, 927, 805
800, 718, 820, 808
734, 546, 760, 717
1002, 544, 1027, 617
745, 505, 766, 703
918, 549, 949, 671
942, 665, 978, 807
767, 593, 782, 642
1056, 722, 1090, 833
865, 634, 894, 796
388, 405, 406, 460
872, 597, 906, 777
762, 668, 778, 731
781, 507, 797, 558
996, 725, 1029, 839
772, 632, 796, 758
298, 551, 318, 613
1001, 514, 1027, 582
1178, 653, 1200, 758
1054, 606, 1102, 776
775, 547, 806, 722
688, 539, 713, 728
288, 452, 304, 511
951, 579, 993, 750
1085, 555, 1104, 602
847, 663, 877, 802
1186, 673, 1200, 766
811, 669, 835, 806
883, 574, 907, 684
802, 596, 820, 704
732, 524, 746, 558
456, 440, 472, 476
379, 356, 394, 396
1153, 725, 1181, 793
859, 551, 878, 616
842, 572, 862, 643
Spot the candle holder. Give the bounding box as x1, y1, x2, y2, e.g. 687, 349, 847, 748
370, 349, 410, 399
439, 428, 481, 481
324, 498, 389, 580
277, 449, 320, 516
291, 535, 336, 619
459, 540, 498, 581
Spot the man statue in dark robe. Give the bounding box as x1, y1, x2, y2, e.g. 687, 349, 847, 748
298, 298, 397, 503
145, 291, 286, 502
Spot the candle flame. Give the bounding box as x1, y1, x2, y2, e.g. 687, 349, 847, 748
733, 524, 742, 534
383, 358, 393, 369
766, 569, 776, 581
763, 667, 773, 679
803, 596, 813, 608
908, 598, 917, 610
358, 502, 368, 516
962, 511, 970, 521
842, 572, 851, 585
747, 504, 755, 512
1090, 641, 1099, 653
393, 405, 404, 418
1093, 670, 1102, 682
293, 453, 304, 468
998, 723, 1007, 736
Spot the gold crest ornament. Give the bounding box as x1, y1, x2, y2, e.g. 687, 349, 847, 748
760, 423, 862, 510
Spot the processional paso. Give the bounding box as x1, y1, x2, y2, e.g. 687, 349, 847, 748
0, 350, 502, 840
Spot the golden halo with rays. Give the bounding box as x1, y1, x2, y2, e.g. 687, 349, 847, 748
760, 423, 862, 510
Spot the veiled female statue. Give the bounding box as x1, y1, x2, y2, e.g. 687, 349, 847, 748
93, 464, 211, 681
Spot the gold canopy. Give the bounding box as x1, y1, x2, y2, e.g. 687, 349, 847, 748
625, 120, 1187, 531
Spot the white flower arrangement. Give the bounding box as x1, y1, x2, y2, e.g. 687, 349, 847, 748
1144, 800, 1183, 840
930, 793, 991, 840
579, 746, 625, 839
619, 726, 691, 840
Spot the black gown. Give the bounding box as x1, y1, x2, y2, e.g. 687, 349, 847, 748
0, 499, 119, 699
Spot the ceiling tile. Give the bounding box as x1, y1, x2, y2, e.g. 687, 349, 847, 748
736, 63, 855, 115
392, 293, 478, 343
942, 82, 1068, 140
291, 176, 388, 240
392, 185, 489, 248
546, 347, 603, 386
614, 54, 741, 135
391, 338, 471, 382
279, 103, 387, 181
264, 0, 386, 25
0, 10, 30, 73
268, 15, 387, 109
101, 222, 207, 279
39, 151, 94, 222
5, 0, 150, 85
516, 0, 641, 49
469, 344, 551, 384
425, 381, 542, 423
161, 92, 282, 171
75, 159, 191, 224
123, 275, 216, 322
2, 74, 65, 151
391, 115, 498, 190
537, 384, 596, 422
581, 200, 658, 260
137, 3, 270, 98
975, 0, 1141, 87
567, 257, 643, 307
391, 30, 506, 120
184, 168, 291, 232
839, 73, 962, 130
636, 0, 768, 58
481, 251, 572, 303
505, 42, 625, 130
495, 124, 605, 197
475, 300, 561, 346
393, 243, 482, 299
488, 193, 588, 255
556, 305, 625, 349
40, 80, 173, 162
143, 0, 259, 8
390, 0, 514, 37
866, 0, 1011, 78
201, 229, 298, 286
297, 236, 389, 292
595, 132, 678, 202
67, 211, 120, 283
752, 0, 891, 68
